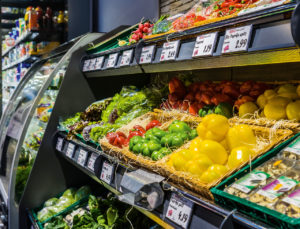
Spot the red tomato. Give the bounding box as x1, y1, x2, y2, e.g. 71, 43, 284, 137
143, 27, 149, 33
137, 32, 143, 39
138, 23, 144, 30
131, 34, 138, 41
146, 120, 162, 131
235, 3, 243, 7
143, 22, 150, 28
221, 2, 230, 7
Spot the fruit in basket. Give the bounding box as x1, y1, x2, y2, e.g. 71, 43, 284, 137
238, 102, 258, 118
146, 120, 162, 130
207, 164, 228, 177
171, 154, 186, 171
264, 103, 287, 120
286, 100, 300, 121
256, 94, 268, 108
264, 89, 277, 100
200, 170, 222, 184
226, 124, 256, 151
198, 140, 228, 165
277, 84, 297, 94
197, 114, 229, 142
168, 120, 191, 133
185, 155, 213, 176
189, 137, 203, 154
268, 96, 291, 107
227, 146, 253, 169
214, 102, 233, 118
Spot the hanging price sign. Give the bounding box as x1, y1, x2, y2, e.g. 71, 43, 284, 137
222, 25, 253, 54
160, 40, 180, 61
66, 143, 75, 158
82, 59, 91, 72
193, 32, 218, 57
95, 56, 104, 70
77, 149, 88, 166
88, 58, 97, 70
100, 161, 114, 184
166, 193, 194, 228
87, 153, 98, 171
139, 45, 155, 64
56, 137, 64, 151
120, 49, 133, 66
106, 53, 118, 68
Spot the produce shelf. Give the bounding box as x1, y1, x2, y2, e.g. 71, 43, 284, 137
54, 131, 273, 229
2, 55, 39, 71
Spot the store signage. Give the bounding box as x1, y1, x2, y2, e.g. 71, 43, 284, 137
106, 53, 118, 68
222, 25, 253, 53
166, 193, 194, 228
82, 59, 91, 72
66, 143, 75, 158
160, 40, 180, 61
89, 58, 97, 71
139, 45, 155, 64
87, 153, 98, 171
56, 137, 64, 152
120, 49, 133, 66
100, 161, 114, 184
77, 149, 88, 166
95, 56, 104, 70
193, 32, 218, 57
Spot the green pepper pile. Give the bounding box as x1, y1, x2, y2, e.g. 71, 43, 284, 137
129, 120, 197, 160
199, 102, 233, 118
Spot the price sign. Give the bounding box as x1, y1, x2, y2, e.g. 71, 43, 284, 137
82, 59, 90, 72
106, 53, 118, 68
160, 40, 180, 61
139, 45, 155, 64
77, 149, 88, 166
66, 143, 75, 158
100, 161, 114, 184
192, 32, 218, 57
95, 56, 104, 70
166, 193, 194, 229
87, 153, 98, 171
88, 58, 97, 70
120, 49, 133, 66
222, 25, 252, 54
56, 137, 64, 151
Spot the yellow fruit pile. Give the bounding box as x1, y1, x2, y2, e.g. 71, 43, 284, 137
257, 84, 300, 121
169, 114, 257, 184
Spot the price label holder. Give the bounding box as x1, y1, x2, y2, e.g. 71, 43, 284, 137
222, 25, 253, 54
82, 59, 90, 72
87, 153, 98, 172
66, 142, 75, 159
139, 45, 156, 64
120, 49, 133, 67
56, 137, 64, 152
88, 58, 97, 71
95, 56, 104, 70
166, 193, 194, 229
106, 53, 118, 68
192, 32, 218, 57
100, 160, 115, 185
160, 40, 180, 61
77, 148, 88, 166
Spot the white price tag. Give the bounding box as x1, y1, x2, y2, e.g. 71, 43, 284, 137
87, 153, 97, 171
166, 193, 194, 229
193, 32, 218, 57
66, 143, 75, 158
139, 45, 155, 64
106, 53, 118, 68
77, 149, 88, 166
88, 58, 97, 70
95, 56, 104, 70
100, 161, 114, 184
56, 137, 63, 151
82, 59, 90, 72
160, 40, 180, 61
222, 25, 253, 54
120, 49, 133, 66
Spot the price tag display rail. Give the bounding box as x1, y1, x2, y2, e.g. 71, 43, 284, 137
54, 132, 272, 229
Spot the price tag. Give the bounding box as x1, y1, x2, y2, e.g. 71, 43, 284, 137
77, 149, 88, 166
56, 137, 64, 151
139, 45, 155, 64
160, 40, 180, 61
100, 161, 114, 184
95, 56, 104, 70
166, 193, 194, 229
192, 32, 218, 57
87, 153, 98, 171
222, 25, 253, 54
66, 143, 75, 158
106, 53, 118, 68
82, 59, 90, 72
120, 49, 133, 66
88, 58, 97, 71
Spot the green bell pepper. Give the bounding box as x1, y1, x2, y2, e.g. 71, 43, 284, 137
160, 133, 173, 147
168, 121, 191, 133
132, 142, 143, 154
151, 151, 165, 161
171, 133, 184, 147
189, 129, 198, 140
198, 105, 215, 117
151, 127, 167, 139
159, 147, 172, 155
148, 140, 161, 152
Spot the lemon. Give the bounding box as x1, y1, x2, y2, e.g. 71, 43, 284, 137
239, 102, 259, 118
264, 89, 277, 100
189, 137, 203, 156
277, 84, 297, 94
278, 92, 299, 100
207, 164, 228, 176
226, 124, 256, 151
264, 103, 287, 120
200, 170, 222, 184
177, 149, 193, 161
286, 100, 300, 121
257, 94, 268, 108
268, 96, 291, 107
198, 140, 228, 165
172, 153, 186, 171
185, 156, 213, 176
227, 146, 253, 169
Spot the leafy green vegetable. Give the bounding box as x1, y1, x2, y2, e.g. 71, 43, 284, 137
62, 188, 76, 198
75, 186, 91, 201
44, 197, 59, 207
106, 207, 118, 226
61, 113, 82, 128
44, 216, 69, 229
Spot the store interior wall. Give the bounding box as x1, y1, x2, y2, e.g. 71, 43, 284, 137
95, 0, 159, 32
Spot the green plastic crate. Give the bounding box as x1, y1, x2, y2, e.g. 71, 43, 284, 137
211, 133, 300, 229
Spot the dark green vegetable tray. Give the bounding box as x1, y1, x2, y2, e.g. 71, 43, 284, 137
30, 192, 89, 229
211, 133, 300, 229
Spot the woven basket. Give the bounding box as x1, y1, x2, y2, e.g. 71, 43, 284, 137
157, 124, 293, 200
